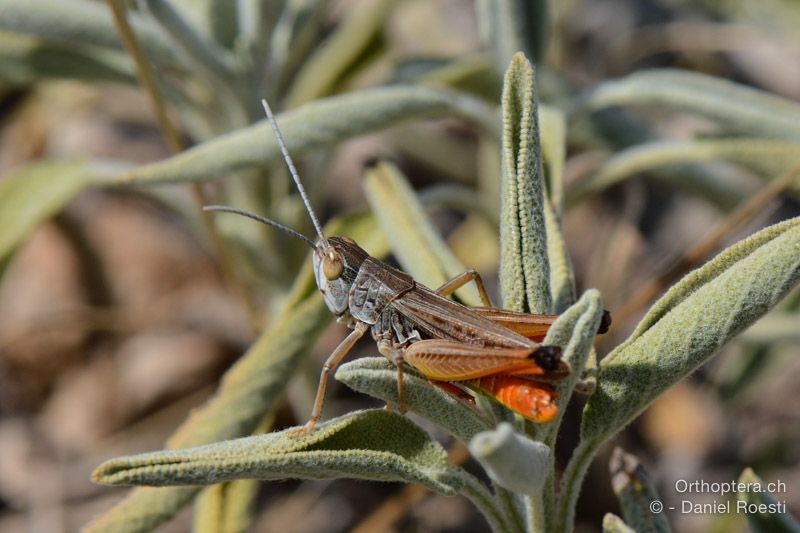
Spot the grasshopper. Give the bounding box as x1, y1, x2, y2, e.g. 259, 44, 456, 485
206, 100, 609, 435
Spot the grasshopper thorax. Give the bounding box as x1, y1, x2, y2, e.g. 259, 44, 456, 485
313, 236, 368, 316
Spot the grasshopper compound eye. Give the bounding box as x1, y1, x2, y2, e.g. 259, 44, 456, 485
323, 250, 344, 280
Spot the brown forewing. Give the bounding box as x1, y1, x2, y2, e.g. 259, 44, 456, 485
390, 285, 540, 350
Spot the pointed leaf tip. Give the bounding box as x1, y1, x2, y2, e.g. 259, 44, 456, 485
499, 51, 551, 314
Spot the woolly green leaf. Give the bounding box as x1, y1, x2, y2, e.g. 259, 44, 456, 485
86, 298, 331, 532
92, 410, 462, 495
164, 214, 387, 449
476, 0, 548, 70
582, 218, 800, 445
0, 159, 123, 265
362, 161, 481, 306
455, 469, 521, 533
539, 106, 575, 311
542, 198, 575, 312
476, 0, 523, 72
85, 488, 198, 533
738, 468, 800, 533
0, 0, 186, 70
739, 313, 800, 344
388, 125, 477, 183
602, 513, 637, 533
418, 185, 498, 226
207, 0, 239, 49
143, 0, 238, 84
469, 422, 550, 496
539, 289, 604, 445
171, 297, 331, 448
568, 108, 749, 209
0, 32, 135, 85
570, 139, 800, 202
118, 86, 499, 186
285, 0, 397, 107
410, 54, 501, 102
628, 219, 800, 345
499, 52, 551, 314
539, 106, 566, 214
86, 214, 386, 533
589, 69, 800, 140
335, 357, 491, 444
609, 448, 671, 533
193, 479, 259, 533
269, 0, 327, 92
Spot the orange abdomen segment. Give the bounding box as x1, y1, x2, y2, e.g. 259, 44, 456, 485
471, 376, 559, 423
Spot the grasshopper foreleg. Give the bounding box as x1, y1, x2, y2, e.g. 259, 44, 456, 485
435, 269, 492, 307
291, 322, 369, 436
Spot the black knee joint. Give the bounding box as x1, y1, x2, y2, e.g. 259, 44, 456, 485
533, 345, 562, 371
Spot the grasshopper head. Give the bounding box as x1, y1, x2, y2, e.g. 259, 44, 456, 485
313, 236, 368, 316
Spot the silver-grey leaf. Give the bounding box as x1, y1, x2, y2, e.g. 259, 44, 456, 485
93, 410, 462, 496
582, 218, 800, 444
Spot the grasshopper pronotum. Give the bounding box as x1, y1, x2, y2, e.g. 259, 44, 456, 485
205, 100, 610, 435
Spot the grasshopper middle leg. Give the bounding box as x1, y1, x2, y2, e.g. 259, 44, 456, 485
436, 269, 492, 307
378, 340, 407, 414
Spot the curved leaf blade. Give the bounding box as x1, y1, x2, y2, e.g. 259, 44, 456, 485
83, 488, 198, 533
335, 357, 491, 443
285, 0, 397, 107
0, 159, 122, 264
193, 479, 259, 533
86, 294, 331, 532
119, 86, 499, 186
738, 468, 800, 533
589, 69, 800, 140
86, 214, 386, 533
602, 513, 637, 533
0, 0, 185, 69
609, 448, 671, 533
570, 139, 800, 202
0, 32, 135, 85
539, 105, 566, 213
93, 410, 462, 495
476, 0, 548, 70
539, 107, 575, 311
499, 52, 551, 314
539, 289, 604, 445
739, 312, 800, 344
543, 198, 575, 313
363, 161, 481, 306
581, 218, 800, 444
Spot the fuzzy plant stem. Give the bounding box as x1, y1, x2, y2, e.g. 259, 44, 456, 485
525, 490, 546, 532
556, 440, 600, 533
457, 471, 523, 533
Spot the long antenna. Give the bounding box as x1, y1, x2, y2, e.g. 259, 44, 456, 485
261, 99, 326, 244
203, 205, 317, 248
